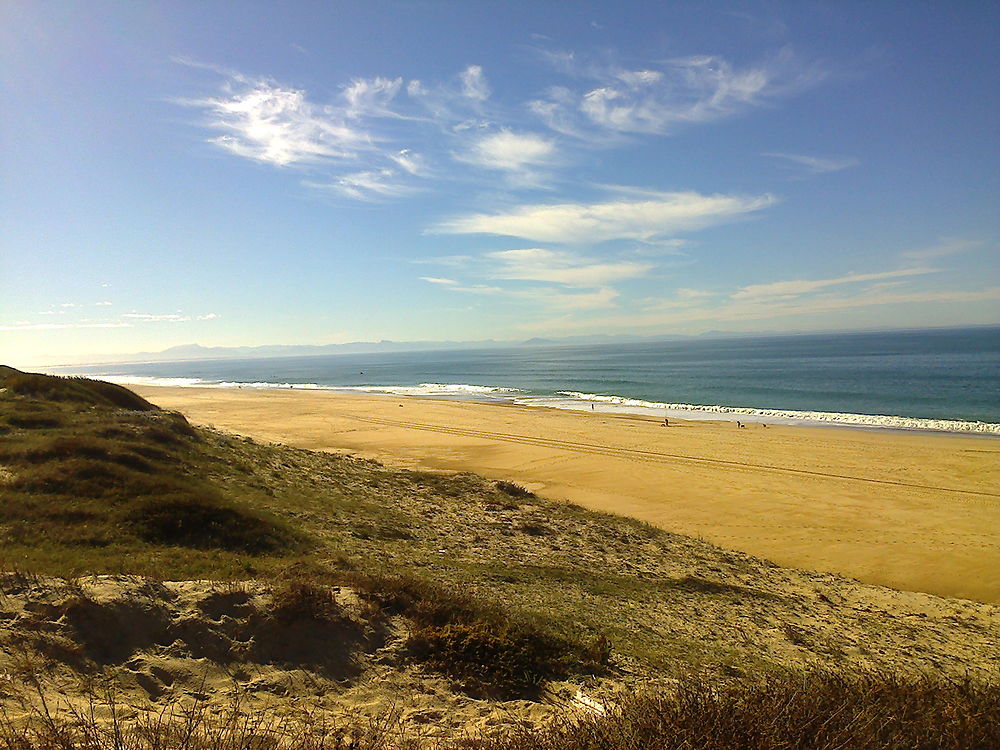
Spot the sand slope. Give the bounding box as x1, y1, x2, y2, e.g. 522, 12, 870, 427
132, 386, 1000, 604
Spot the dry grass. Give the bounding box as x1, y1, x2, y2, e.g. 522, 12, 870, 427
480, 672, 1000, 750
341, 570, 608, 697
1, 673, 995, 749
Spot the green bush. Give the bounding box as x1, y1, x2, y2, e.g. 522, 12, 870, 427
128, 494, 297, 554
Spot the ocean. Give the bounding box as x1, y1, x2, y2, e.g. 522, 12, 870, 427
54, 327, 1000, 435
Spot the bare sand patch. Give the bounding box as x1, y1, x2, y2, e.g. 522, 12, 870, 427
132, 386, 1000, 604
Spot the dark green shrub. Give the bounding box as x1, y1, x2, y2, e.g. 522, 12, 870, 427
128, 494, 297, 554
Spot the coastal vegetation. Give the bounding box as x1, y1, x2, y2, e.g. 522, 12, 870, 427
0, 368, 997, 747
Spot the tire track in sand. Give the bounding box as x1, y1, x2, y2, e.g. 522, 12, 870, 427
350, 414, 1000, 501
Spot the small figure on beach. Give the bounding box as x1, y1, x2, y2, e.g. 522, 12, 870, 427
591, 404, 595, 410
736, 421, 745, 429
662, 418, 669, 427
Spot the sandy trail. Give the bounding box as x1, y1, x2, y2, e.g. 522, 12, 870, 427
132, 386, 1000, 604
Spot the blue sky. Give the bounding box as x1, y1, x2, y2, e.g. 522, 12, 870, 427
2, 1, 998, 364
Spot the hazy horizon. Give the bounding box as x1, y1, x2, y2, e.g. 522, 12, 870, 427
2, 1, 998, 365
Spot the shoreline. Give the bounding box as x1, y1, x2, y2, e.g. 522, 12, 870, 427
60, 373, 1000, 437
129, 383, 1000, 605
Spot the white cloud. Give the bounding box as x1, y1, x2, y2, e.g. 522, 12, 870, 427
898, 237, 980, 262
182, 75, 370, 167
389, 149, 429, 176
543, 286, 619, 310
431, 280, 620, 311
530, 50, 822, 139
311, 168, 416, 200
420, 277, 459, 285
460, 65, 491, 101
764, 152, 859, 174
411, 254, 473, 267
433, 190, 776, 244
122, 313, 190, 322
731, 267, 936, 301
487, 248, 651, 286
95, 301, 113, 306
456, 130, 555, 173
0, 322, 132, 331
198, 313, 220, 320
522, 285, 1000, 335
342, 76, 403, 118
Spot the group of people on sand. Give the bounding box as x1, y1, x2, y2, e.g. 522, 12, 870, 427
586, 403, 765, 430
657, 418, 766, 429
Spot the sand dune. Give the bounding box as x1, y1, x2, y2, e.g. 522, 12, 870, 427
132, 386, 1000, 604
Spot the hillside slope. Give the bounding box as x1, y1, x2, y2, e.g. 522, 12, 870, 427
1, 368, 997, 743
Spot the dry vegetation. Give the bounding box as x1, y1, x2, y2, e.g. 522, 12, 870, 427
0, 368, 997, 747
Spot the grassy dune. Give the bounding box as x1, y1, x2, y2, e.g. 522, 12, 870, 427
0, 368, 997, 747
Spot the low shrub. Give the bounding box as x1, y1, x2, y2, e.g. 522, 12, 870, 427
495, 480, 535, 499
1, 371, 157, 411
271, 580, 343, 623
127, 494, 298, 554
345, 571, 603, 697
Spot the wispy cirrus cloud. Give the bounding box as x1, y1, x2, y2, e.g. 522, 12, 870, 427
432, 190, 776, 244
179, 74, 372, 167
454, 130, 557, 186
2, 310, 220, 332
731, 267, 936, 302
763, 152, 859, 175
529, 49, 823, 139
0, 322, 132, 331
460, 65, 491, 101
308, 168, 419, 201
898, 237, 981, 262
342, 76, 404, 119
486, 248, 651, 286
521, 283, 1000, 335
419, 275, 620, 311
175, 47, 826, 203
420, 276, 459, 285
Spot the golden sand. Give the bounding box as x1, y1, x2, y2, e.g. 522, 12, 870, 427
132, 386, 1000, 604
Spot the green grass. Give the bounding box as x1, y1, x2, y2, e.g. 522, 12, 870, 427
0, 369, 306, 577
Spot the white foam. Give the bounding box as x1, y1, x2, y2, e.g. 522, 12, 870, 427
333, 383, 523, 397
56, 373, 998, 435
72, 375, 521, 398
533, 391, 1000, 435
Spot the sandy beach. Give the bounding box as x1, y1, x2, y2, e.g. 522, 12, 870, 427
132, 385, 1000, 604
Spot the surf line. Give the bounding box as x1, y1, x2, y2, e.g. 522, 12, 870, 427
350, 414, 1000, 500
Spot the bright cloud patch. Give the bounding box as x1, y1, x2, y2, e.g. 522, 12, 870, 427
188, 76, 369, 166
434, 191, 776, 244
460, 65, 491, 101
487, 248, 651, 286
732, 268, 937, 301
457, 131, 555, 172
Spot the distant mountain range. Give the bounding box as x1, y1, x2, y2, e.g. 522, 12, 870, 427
59, 334, 658, 365
37, 324, 998, 367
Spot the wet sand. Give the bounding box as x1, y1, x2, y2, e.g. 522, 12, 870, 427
132, 385, 1000, 604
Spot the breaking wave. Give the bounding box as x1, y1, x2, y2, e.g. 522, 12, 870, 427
542, 391, 1000, 434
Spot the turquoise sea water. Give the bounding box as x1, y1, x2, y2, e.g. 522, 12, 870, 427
55, 327, 1000, 434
